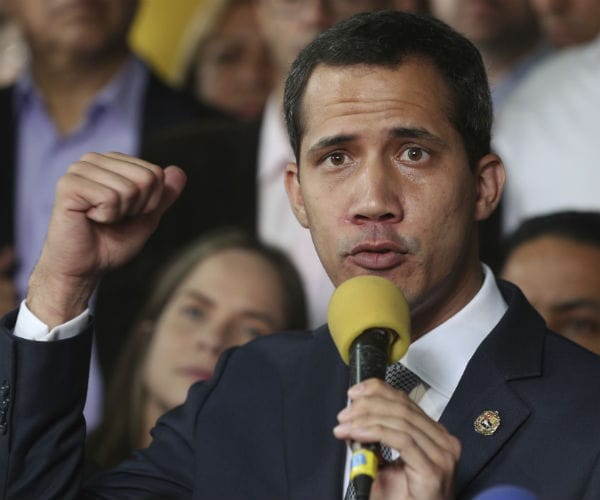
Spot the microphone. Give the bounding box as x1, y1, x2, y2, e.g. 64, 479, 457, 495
472, 485, 539, 500
328, 275, 411, 500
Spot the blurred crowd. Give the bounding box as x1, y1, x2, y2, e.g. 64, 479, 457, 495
0, 0, 599, 466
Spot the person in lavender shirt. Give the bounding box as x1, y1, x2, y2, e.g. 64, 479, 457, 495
0, 0, 224, 431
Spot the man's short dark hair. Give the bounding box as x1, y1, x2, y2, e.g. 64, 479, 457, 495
502, 211, 600, 262
283, 10, 492, 169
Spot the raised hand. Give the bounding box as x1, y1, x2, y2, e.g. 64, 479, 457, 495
26, 152, 187, 327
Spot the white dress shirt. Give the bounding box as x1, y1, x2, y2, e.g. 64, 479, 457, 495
257, 95, 335, 328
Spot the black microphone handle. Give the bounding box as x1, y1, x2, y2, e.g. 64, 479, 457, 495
348, 328, 394, 500
349, 328, 392, 384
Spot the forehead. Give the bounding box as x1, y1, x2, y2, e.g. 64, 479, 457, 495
299, 60, 457, 152
181, 249, 282, 294
505, 236, 600, 296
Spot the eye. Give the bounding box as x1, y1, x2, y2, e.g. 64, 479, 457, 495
232, 321, 272, 343
214, 46, 243, 65
399, 146, 429, 163
562, 318, 600, 337
323, 151, 349, 167
181, 305, 205, 321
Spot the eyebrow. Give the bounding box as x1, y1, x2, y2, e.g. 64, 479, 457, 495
551, 299, 600, 313
306, 127, 449, 156
388, 127, 449, 148
181, 290, 278, 327
306, 134, 356, 155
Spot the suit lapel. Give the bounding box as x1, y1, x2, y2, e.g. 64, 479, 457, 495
441, 281, 546, 495
284, 326, 349, 500
440, 360, 531, 492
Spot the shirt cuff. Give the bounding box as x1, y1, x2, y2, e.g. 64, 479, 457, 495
14, 300, 91, 341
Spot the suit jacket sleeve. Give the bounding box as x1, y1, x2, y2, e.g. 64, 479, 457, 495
0, 308, 91, 499
0, 307, 230, 499
82, 342, 289, 499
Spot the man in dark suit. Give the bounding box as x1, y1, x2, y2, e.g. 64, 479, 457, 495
2, 10, 600, 499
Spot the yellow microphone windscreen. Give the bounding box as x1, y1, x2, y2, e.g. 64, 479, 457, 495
328, 275, 411, 365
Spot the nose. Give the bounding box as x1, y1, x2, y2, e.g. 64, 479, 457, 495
239, 58, 267, 89
193, 324, 227, 360
350, 161, 403, 225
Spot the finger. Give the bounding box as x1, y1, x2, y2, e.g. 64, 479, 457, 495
338, 383, 460, 459
56, 171, 136, 224
67, 160, 147, 216
346, 380, 451, 442
78, 152, 166, 213
155, 165, 187, 216
335, 416, 460, 484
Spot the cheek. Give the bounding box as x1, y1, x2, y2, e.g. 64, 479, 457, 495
197, 63, 225, 95
145, 323, 186, 373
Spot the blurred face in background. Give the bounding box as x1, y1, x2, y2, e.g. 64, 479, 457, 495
531, 0, 600, 47
143, 248, 287, 412
430, 0, 539, 53
391, 0, 429, 13
3, 0, 138, 61
193, 1, 274, 120
501, 235, 600, 355
254, 0, 391, 83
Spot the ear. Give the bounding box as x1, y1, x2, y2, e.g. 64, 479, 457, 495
474, 153, 505, 222
284, 162, 309, 228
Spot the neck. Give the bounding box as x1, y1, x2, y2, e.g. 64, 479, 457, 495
411, 246, 484, 341
30, 48, 129, 135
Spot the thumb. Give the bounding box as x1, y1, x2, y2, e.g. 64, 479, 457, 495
156, 165, 187, 216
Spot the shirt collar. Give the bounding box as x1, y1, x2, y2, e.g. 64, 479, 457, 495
13, 55, 148, 126
92, 56, 147, 119
257, 94, 294, 180
403, 264, 508, 399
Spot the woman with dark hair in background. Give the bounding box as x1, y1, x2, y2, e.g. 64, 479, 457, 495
87, 228, 307, 469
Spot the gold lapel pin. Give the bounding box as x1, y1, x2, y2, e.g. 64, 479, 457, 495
474, 410, 501, 436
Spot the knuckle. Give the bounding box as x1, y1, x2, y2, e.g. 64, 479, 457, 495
66, 161, 86, 175
138, 166, 159, 190
146, 162, 164, 180
79, 151, 101, 164
121, 181, 141, 203
55, 175, 71, 195
392, 431, 413, 449
103, 189, 120, 207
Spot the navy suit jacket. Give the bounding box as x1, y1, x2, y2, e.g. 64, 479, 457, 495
1, 280, 600, 499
